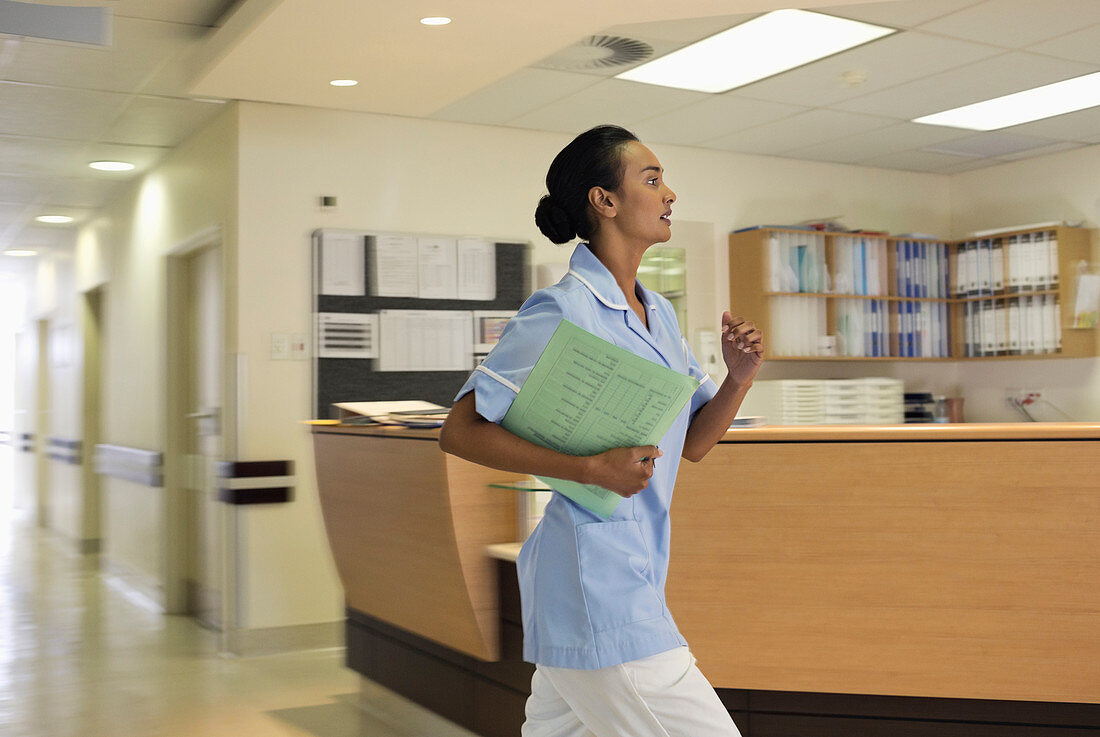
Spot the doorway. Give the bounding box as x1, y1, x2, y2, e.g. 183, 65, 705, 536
165, 228, 231, 639
79, 288, 104, 554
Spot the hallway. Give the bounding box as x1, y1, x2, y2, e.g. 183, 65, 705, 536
0, 513, 478, 737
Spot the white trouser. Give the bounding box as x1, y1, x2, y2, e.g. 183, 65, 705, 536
520, 647, 742, 737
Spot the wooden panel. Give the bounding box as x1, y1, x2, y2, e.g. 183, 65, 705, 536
730, 230, 770, 341
314, 431, 520, 660
669, 440, 1100, 703
1057, 226, 1097, 357
716, 421, 1100, 442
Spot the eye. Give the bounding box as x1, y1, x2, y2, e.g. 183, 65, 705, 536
647, 177, 659, 186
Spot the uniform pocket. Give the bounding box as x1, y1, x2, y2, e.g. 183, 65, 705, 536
575, 520, 664, 632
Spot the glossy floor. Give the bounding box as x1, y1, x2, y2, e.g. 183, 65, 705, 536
0, 513, 477, 737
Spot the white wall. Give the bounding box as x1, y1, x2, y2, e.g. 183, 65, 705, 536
949, 142, 1100, 422
75, 104, 240, 597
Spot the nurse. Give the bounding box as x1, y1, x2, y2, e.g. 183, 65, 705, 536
439, 125, 763, 737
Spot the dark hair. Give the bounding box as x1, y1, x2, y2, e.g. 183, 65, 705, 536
534, 125, 639, 244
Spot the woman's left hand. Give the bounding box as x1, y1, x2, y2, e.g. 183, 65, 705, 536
721, 311, 764, 386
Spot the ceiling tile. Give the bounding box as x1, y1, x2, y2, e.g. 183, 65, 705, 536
0, 136, 87, 177
431, 69, 599, 126
734, 31, 1002, 108
0, 82, 130, 140
917, 0, 1100, 48
507, 79, 708, 134
0, 135, 166, 180
862, 149, 977, 171
1005, 106, 1100, 143
994, 140, 1086, 161
632, 95, 809, 147
818, 0, 986, 28
0, 17, 203, 94
783, 122, 969, 163
831, 52, 1097, 120
925, 132, 1058, 157
10, 222, 87, 247
703, 109, 896, 155
1027, 23, 1100, 66
599, 13, 757, 45
101, 95, 226, 147
0, 174, 119, 209
937, 157, 1004, 173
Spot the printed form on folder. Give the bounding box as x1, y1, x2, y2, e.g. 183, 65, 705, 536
501, 320, 699, 518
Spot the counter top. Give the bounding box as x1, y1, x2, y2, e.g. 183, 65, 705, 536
485, 542, 522, 562
311, 421, 1100, 442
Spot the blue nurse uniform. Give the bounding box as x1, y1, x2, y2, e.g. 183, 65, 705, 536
455, 243, 717, 670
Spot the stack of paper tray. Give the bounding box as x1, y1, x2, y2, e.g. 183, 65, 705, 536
739, 380, 825, 425
824, 379, 863, 424
858, 377, 904, 424
823, 378, 904, 424
741, 378, 903, 425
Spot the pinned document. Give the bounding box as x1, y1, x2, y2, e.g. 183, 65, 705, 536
501, 320, 699, 518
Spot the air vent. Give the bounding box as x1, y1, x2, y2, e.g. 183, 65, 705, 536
537, 35, 654, 71
317, 312, 378, 359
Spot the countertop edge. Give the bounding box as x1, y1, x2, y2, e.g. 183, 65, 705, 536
311, 421, 1100, 442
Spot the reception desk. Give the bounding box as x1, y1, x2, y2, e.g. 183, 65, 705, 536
313, 422, 1100, 735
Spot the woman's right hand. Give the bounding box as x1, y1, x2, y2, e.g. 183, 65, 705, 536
583, 445, 663, 497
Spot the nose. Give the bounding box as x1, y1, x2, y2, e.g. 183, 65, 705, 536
665, 185, 676, 204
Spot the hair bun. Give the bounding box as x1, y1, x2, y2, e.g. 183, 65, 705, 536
534, 194, 576, 245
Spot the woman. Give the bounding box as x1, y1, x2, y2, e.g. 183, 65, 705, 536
439, 125, 763, 737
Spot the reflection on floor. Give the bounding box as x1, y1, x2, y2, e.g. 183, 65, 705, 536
0, 514, 477, 737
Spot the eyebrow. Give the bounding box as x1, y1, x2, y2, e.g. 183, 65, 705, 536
640, 166, 662, 174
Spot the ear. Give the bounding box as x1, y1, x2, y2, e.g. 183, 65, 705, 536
587, 186, 616, 220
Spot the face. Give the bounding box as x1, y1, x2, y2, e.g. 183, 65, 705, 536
604, 141, 677, 247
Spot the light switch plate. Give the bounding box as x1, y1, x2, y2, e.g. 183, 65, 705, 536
270, 333, 289, 360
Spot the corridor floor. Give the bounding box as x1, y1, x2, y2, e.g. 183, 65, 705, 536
0, 514, 478, 737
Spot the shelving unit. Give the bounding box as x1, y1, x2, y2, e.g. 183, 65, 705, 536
730, 225, 1097, 361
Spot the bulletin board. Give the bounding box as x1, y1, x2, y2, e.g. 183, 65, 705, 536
311, 229, 530, 418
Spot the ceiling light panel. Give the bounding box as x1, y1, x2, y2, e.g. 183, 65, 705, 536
832, 52, 1095, 121
89, 161, 135, 171
913, 71, 1100, 130
615, 9, 897, 93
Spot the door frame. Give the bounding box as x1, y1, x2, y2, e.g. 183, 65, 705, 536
79, 287, 104, 554
165, 225, 236, 648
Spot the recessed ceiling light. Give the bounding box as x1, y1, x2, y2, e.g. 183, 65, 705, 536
913, 71, 1100, 131
89, 160, 135, 172
420, 16, 451, 26
3, 249, 37, 257
35, 215, 73, 224
615, 9, 896, 94
330, 79, 358, 87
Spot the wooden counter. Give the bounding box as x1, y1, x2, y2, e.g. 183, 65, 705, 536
671, 421, 1100, 704
314, 422, 1100, 705
312, 424, 523, 660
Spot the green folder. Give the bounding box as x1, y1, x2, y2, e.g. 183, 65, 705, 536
501, 320, 700, 517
